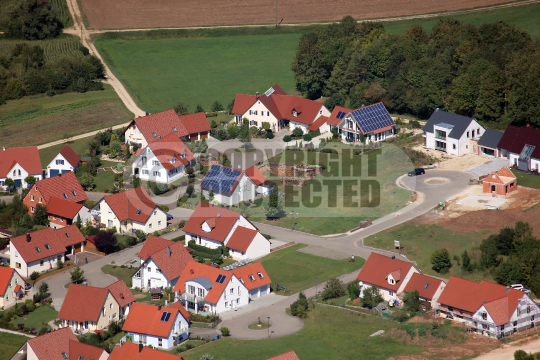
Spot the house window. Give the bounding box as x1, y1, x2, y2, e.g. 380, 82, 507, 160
152, 160, 160, 166
528, 305, 531, 314
16, 262, 21, 269
40, 260, 44, 266
389, 278, 394, 285
149, 223, 153, 229
158, 221, 162, 226
148, 267, 152, 273
153, 171, 160, 177
56, 160, 64, 165
135, 271, 141, 278
453, 144, 456, 150
154, 210, 157, 215
158, 338, 163, 347
501, 324, 505, 331
514, 321, 518, 327
110, 303, 113, 309
225, 302, 228, 308
15, 278, 18, 285
39, 197, 42, 203
481, 312, 487, 320
230, 288, 234, 295
189, 285, 195, 294
482, 324, 488, 330
31, 195, 34, 201
5, 294, 8, 301
139, 335, 147, 344
517, 308, 521, 316
143, 170, 149, 175
389, 291, 394, 296
467, 131, 469, 138
112, 313, 117, 319
31, 206, 35, 213
237, 299, 240, 304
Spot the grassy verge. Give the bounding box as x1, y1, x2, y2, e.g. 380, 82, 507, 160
101, 264, 135, 285
259, 244, 364, 294
364, 222, 494, 282
94, 171, 115, 192
9, 305, 58, 330
0, 332, 31, 360
511, 170, 540, 189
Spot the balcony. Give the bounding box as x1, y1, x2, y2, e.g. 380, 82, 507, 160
435, 135, 447, 140
181, 292, 206, 303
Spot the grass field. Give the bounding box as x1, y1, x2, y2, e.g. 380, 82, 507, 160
95, 171, 115, 192
259, 244, 365, 294
0, 332, 30, 360
180, 305, 421, 360
2, 85, 133, 148
364, 222, 495, 282
101, 264, 135, 285
92, 28, 314, 113
38, 135, 95, 165
9, 305, 59, 330
511, 170, 540, 189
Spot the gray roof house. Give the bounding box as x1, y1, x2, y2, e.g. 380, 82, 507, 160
477, 129, 504, 157
422, 109, 485, 156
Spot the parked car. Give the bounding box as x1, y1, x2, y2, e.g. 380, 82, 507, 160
24, 283, 31, 291
408, 168, 425, 176
167, 213, 173, 221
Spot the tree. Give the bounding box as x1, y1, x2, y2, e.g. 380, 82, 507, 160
108, 141, 122, 158
403, 289, 421, 312
238, 119, 251, 145
135, 230, 147, 243
211, 254, 223, 265
303, 133, 312, 142
321, 277, 345, 300
496, 227, 515, 256
292, 127, 303, 138
211, 101, 224, 112
249, 126, 259, 137
195, 104, 204, 113
133, 176, 141, 188
124, 143, 131, 159
33, 204, 49, 226
4, 178, 15, 189
283, 135, 292, 142
24, 175, 37, 185
347, 281, 360, 300
263, 191, 284, 219
480, 235, 500, 268
94, 231, 117, 254
186, 167, 194, 178
76, 214, 82, 229
79, 173, 96, 190
262, 122, 271, 131
290, 292, 309, 318
331, 126, 339, 139
7, 0, 63, 40
227, 123, 239, 139
431, 248, 452, 274
174, 102, 189, 115
186, 184, 195, 197
461, 250, 472, 273
39, 282, 49, 298
324, 93, 345, 111
70, 266, 84, 283
360, 286, 383, 309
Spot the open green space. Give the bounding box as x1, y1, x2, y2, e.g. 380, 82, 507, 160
38, 135, 95, 166
364, 222, 495, 282
0, 332, 31, 360
2, 85, 133, 148
247, 322, 272, 330
95, 171, 115, 192
92, 28, 312, 113
258, 244, 364, 294
101, 264, 136, 285
180, 306, 420, 360
9, 305, 58, 330
383, 2, 540, 38
511, 170, 540, 189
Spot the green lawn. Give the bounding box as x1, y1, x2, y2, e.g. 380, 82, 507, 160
259, 244, 365, 294
38, 135, 95, 166
101, 264, 136, 285
364, 222, 495, 282
180, 306, 421, 360
512, 170, 540, 189
95, 171, 115, 192
92, 29, 307, 113
9, 305, 58, 330
0, 332, 31, 360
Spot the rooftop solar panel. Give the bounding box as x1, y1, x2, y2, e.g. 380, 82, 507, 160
350, 103, 394, 134
201, 165, 242, 194
336, 111, 346, 120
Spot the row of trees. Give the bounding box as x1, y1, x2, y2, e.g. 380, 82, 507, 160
292, 16, 540, 127
3, 0, 63, 40
174, 100, 233, 116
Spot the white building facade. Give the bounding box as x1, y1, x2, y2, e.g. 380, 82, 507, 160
94, 200, 167, 234
202, 173, 257, 206
185, 214, 253, 249
132, 146, 193, 185
46, 153, 79, 178
132, 257, 177, 290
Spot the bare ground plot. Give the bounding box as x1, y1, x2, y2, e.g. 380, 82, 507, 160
79, 0, 511, 29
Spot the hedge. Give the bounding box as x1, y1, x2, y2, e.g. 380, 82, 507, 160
187, 240, 222, 256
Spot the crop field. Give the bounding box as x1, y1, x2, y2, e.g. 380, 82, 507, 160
0, 0, 72, 30
0, 85, 133, 148
0, 34, 84, 64
79, 0, 512, 29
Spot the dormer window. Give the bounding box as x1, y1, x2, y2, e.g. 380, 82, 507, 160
152, 132, 157, 138
173, 127, 177, 132
63, 193, 68, 199
72, 190, 77, 197
292, 110, 298, 117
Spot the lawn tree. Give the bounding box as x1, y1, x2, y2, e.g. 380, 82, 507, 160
461, 250, 472, 273
24, 175, 36, 186
211, 101, 224, 112
79, 172, 96, 190
292, 127, 303, 138
76, 214, 82, 229
174, 102, 189, 115
263, 191, 284, 219
94, 231, 117, 254
431, 248, 452, 274
238, 119, 251, 146
360, 285, 383, 309
195, 104, 204, 113
290, 292, 309, 318
347, 281, 360, 300
70, 265, 85, 283
403, 289, 421, 312
321, 277, 345, 300
33, 204, 49, 226
4, 178, 15, 189
324, 93, 345, 111
39, 282, 49, 298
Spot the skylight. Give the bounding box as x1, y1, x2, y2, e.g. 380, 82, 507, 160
152, 132, 157, 138
44, 244, 51, 250
173, 127, 177, 132
72, 190, 77, 197
248, 275, 255, 282
424, 284, 429, 289
160, 312, 172, 322
257, 272, 264, 279
239, 278, 244, 284
63, 193, 68, 199
65, 233, 70, 238
78, 356, 84, 360
62, 353, 68, 359
136, 209, 142, 215
35, 247, 41, 253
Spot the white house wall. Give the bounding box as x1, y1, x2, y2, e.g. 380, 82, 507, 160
1, 163, 42, 189
133, 257, 177, 289
132, 146, 190, 184
206, 174, 257, 206
126, 123, 148, 148
127, 313, 188, 350
228, 232, 270, 260
96, 200, 167, 233
214, 275, 250, 313
47, 154, 78, 178
9, 242, 66, 277
240, 101, 280, 131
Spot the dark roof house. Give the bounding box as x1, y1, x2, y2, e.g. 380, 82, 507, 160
422, 109, 477, 139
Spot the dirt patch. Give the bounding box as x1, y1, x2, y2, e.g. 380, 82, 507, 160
80, 0, 512, 29
425, 177, 449, 185
134, 293, 146, 299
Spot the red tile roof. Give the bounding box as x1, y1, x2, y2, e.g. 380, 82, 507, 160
178, 112, 212, 135
0, 267, 15, 296
109, 341, 182, 360
327, 106, 352, 126
437, 276, 524, 317
147, 133, 194, 171
27, 328, 78, 360
232, 262, 271, 291
58, 284, 109, 322
10, 225, 85, 263
166, 300, 191, 320
0, 146, 42, 178
497, 125, 540, 160
68, 339, 108, 360
106, 280, 136, 308
58, 144, 81, 168
370, 125, 394, 135
46, 197, 84, 219
307, 115, 329, 131
356, 253, 414, 291
484, 297, 512, 326
266, 350, 300, 360
122, 302, 185, 337
231, 94, 257, 115
403, 273, 444, 300
14, 284, 21, 293
182, 203, 241, 243
31, 172, 87, 203
138, 235, 174, 261
148, 241, 193, 281
174, 260, 231, 303
102, 187, 158, 223
244, 165, 267, 186
225, 226, 259, 253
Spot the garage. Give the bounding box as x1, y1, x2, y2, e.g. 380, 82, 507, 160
49, 169, 59, 177
260, 285, 269, 296
250, 288, 259, 299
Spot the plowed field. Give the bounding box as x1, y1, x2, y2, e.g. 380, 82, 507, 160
79, 0, 512, 29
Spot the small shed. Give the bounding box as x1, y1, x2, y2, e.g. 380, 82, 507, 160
483, 166, 517, 196
150, 287, 163, 300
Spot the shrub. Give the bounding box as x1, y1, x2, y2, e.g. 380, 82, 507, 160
220, 327, 230, 336
395, 313, 409, 323
303, 133, 312, 141
283, 135, 292, 142
30, 272, 40, 281
320, 277, 345, 301
17, 323, 24, 330
320, 148, 338, 154
431, 322, 439, 330
266, 131, 274, 139
38, 327, 48, 335
290, 292, 309, 318
57, 259, 64, 269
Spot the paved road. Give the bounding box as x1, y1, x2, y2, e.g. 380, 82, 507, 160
475, 337, 540, 360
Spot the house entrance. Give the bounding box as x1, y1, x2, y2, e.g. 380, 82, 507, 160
491, 185, 496, 192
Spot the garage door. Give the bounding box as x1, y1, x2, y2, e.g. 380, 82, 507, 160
62, 170, 71, 174
250, 288, 259, 299
50, 169, 59, 177
260, 285, 268, 296
14, 180, 21, 188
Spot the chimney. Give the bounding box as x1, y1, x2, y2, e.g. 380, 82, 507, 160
256, 91, 259, 99
26, 233, 31, 243
391, 255, 395, 260
362, 104, 365, 108
165, 299, 168, 306
139, 343, 143, 353
167, 246, 171, 257
145, 112, 149, 116
158, 305, 162, 311
506, 286, 510, 293
435, 108, 439, 112
2, 147, 5, 151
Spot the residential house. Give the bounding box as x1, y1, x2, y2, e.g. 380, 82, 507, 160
183, 202, 271, 259
122, 303, 189, 350
337, 103, 397, 143
476, 129, 504, 157
401, 272, 446, 309
244, 165, 275, 197
131, 239, 193, 290
483, 166, 517, 196
92, 187, 167, 233
22, 171, 88, 219
496, 125, 540, 172
306, 115, 330, 134
266, 351, 301, 360
200, 164, 259, 205
422, 109, 485, 156
131, 133, 195, 184
46, 144, 81, 177
109, 340, 182, 360
327, 106, 352, 132
174, 260, 271, 314
356, 253, 420, 302
10, 328, 109, 360
0, 146, 42, 189
46, 197, 91, 229
123, 110, 211, 148
0, 267, 25, 308
232, 84, 331, 134
58, 280, 135, 332
437, 276, 540, 338
10, 225, 86, 277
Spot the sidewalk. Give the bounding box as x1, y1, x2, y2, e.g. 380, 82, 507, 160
0, 327, 34, 338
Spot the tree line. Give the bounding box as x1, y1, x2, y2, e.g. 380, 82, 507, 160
292, 16, 540, 128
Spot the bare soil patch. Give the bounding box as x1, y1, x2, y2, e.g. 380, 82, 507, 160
80, 0, 512, 29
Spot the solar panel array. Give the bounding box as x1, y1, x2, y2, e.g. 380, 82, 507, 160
160, 312, 172, 322
350, 103, 394, 133
520, 144, 536, 161
216, 274, 227, 284
336, 111, 346, 120
221, 258, 253, 271
201, 165, 242, 194
264, 87, 275, 97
